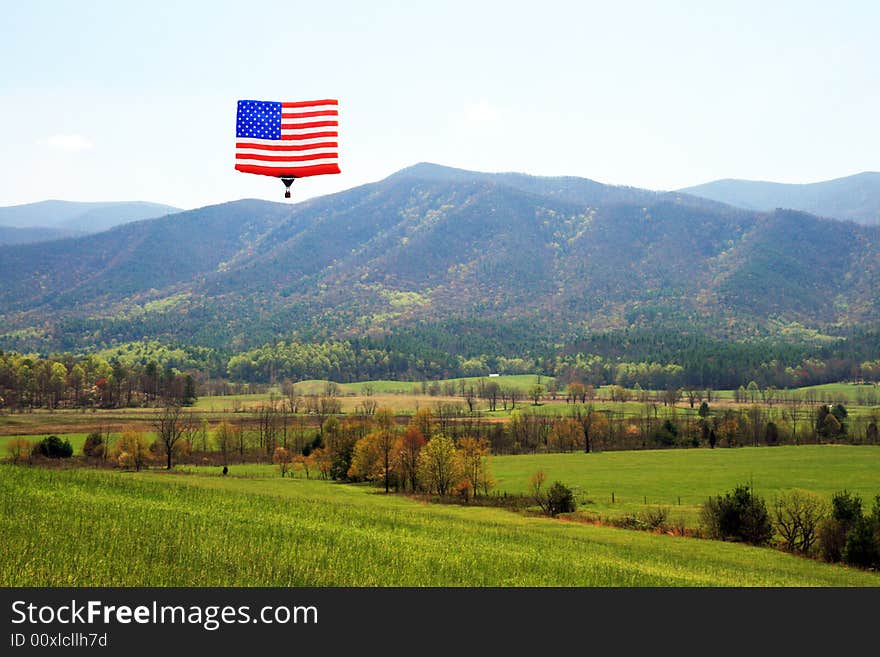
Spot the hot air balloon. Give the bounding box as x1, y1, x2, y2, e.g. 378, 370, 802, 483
235, 99, 340, 197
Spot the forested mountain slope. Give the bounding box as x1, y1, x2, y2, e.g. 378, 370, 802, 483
1, 164, 878, 353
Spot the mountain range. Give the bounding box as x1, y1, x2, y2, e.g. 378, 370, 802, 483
0, 200, 180, 244
1, 163, 878, 354
679, 172, 880, 226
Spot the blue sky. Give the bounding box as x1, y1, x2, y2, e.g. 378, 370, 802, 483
1, 0, 878, 209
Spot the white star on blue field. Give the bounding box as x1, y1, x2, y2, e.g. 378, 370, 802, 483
236, 100, 282, 139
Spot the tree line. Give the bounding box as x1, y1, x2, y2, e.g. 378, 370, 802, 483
223, 331, 880, 390
0, 351, 196, 411
6, 323, 880, 397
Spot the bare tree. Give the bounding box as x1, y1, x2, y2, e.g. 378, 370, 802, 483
356, 398, 378, 417
153, 404, 189, 470
482, 380, 500, 412
571, 404, 596, 454
282, 380, 300, 413
773, 491, 826, 555
256, 401, 279, 456
183, 412, 202, 452
464, 385, 477, 413
663, 386, 683, 407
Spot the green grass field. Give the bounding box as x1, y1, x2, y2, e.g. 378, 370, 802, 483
0, 433, 91, 454
491, 445, 880, 525
190, 377, 879, 417
195, 375, 553, 402
2, 463, 878, 587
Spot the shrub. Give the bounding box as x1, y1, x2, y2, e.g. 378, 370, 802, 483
452, 479, 474, 502
6, 438, 32, 464
609, 515, 644, 530
640, 507, 670, 531
817, 518, 848, 562
765, 421, 780, 445
831, 490, 862, 528
842, 518, 880, 568
82, 432, 105, 459
546, 482, 576, 516
700, 484, 773, 545
34, 435, 73, 459
653, 419, 678, 447
529, 471, 576, 517
819, 491, 879, 565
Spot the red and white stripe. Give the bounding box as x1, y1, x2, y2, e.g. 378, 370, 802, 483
235, 99, 341, 178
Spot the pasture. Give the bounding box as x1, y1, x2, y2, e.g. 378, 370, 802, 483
2, 463, 879, 587
491, 445, 880, 525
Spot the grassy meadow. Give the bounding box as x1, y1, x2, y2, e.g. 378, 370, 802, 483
2, 378, 879, 587
2, 463, 879, 587
492, 445, 880, 526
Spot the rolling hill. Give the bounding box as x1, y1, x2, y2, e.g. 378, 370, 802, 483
0, 199, 181, 236
679, 172, 880, 226
1, 163, 879, 353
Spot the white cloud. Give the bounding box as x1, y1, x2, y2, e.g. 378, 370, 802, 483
38, 134, 94, 151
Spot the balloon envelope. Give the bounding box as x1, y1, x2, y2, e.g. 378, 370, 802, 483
234, 99, 340, 179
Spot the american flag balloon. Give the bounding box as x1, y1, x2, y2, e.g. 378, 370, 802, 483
235, 99, 340, 196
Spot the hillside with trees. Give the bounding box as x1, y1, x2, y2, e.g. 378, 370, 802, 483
1, 164, 879, 388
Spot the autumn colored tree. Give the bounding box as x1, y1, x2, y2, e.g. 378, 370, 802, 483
458, 436, 494, 497
373, 407, 399, 492
718, 415, 741, 448
293, 453, 314, 479
394, 424, 426, 491
112, 429, 151, 471
567, 382, 585, 404
348, 425, 398, 491
310, 447, 332, 479
273, 446, 292, 477
326, 418, 363, 480
548, 418, 583, 452
348, 432, 383, 483
418, 434, 461, 497
588, 408, 610, 452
